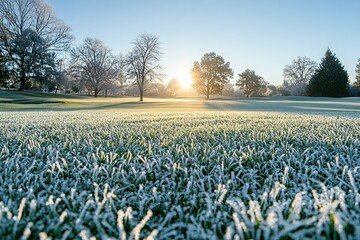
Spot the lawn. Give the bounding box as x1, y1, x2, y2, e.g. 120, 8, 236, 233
0, 91, 359, 239
0, 90, 359, 112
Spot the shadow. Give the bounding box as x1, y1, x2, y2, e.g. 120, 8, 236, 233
0, 90, 86, 99
0, 100, 64, 104
202, 98, 360, 113
0, 93, 359, 115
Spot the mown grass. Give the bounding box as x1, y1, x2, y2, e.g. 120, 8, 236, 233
1, 90, 359, 112
0, 111, 359, 239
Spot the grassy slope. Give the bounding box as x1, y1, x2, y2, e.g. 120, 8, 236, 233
0, 90, 359, 113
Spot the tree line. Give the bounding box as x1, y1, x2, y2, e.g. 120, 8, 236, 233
1, 0, 360, 100
192, 48, 359, 99
0, 0, 163, 100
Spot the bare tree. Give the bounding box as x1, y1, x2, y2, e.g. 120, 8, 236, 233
191, 52, 233, 100
70, 38, 119, 97
0, 0, 73, 91
125, 34, 162, 101
283, 56, 317, 95
104, 55, 127, 97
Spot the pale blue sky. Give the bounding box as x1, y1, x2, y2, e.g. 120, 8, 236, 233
48, 0, 360, 86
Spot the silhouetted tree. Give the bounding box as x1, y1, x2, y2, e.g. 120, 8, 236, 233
71, 85, 80, 93
307, 49, 349, 97
70, 38, 119, 97
283, 56, 317, 95
191, 52, 233, 100
125, 34, 162, 101
236, 69, 266, 97
0, 51, 9, 87
0, 0, 73, 91
166, 78, 181, 97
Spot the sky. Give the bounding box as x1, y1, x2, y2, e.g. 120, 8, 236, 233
48, 0, 360, 87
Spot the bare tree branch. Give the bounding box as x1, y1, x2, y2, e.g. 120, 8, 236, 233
283, 56, 317, 95
70, 37, 119, 97
0, 0, 73, 90
125, 33, 163, 101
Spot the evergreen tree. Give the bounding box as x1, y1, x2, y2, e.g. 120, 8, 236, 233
307, 49, 349, 97
355, 58, 360, 89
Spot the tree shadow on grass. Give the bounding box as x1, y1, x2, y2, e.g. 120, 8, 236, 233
0, 99, 64, 104
1, 97, 359, 114
203, 99, 360, 113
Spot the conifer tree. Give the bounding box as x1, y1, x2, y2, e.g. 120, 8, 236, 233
307, 49, 349, 97
355, 58, 360, 88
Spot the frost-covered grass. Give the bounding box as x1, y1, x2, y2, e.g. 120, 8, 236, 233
0, 111, 359, 239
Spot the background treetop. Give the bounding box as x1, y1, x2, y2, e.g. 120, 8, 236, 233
191, 52, 233, 100
236, 69, 267, 97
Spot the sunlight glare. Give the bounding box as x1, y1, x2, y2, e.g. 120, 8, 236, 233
179, 73, 192, 89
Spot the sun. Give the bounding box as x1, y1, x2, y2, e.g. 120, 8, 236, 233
179, 73, 192, 89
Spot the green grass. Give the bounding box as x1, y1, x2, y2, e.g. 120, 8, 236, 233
1, 90, 359, 113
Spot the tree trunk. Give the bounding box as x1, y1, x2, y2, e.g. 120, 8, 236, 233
140, 89, 144, 101
94, 88, 99, 97
105, 89, 108, 97
19, 67, 26, 91
206, 86, 210, 100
